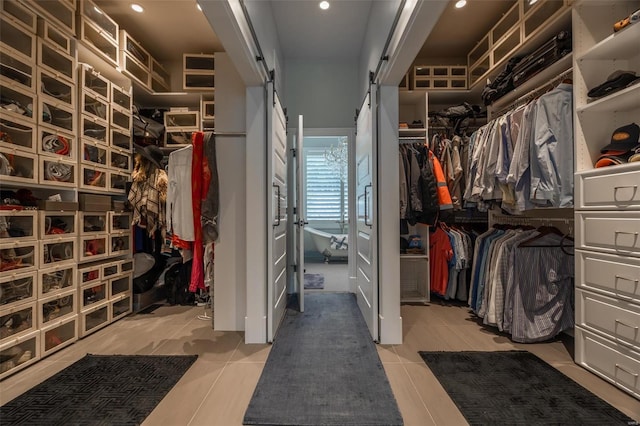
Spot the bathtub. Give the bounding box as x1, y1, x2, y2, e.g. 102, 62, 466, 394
305, 227, 348, 263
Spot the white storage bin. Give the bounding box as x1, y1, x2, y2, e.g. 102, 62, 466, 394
79, 0, 118, 42
0, 330, 39, 379
0, 0, 37, 33
0, 146, 37, 184
0, 113, 36, 152
39, 211, 76, 240
109, 232, 131, 256
37, 18, 73, 56
0, 80, 36, 123
109, 212, 132, 233
80, 281, 107, 309
0, 210, 37, 241
39, 156, 76, 187
110, 294, 131, 321
39, 98, 74, 133
81, 90, 109, 122
80, 65, 110, 102
110, 127, 132, 152
81, 114, 108, 145
110, 105, 131, 132
80, 212, 107, 235
79, 300, 109, 337
80, 165, 109, 192
39, 288, 75, 327
78, 263, 101, 286
40, 237, 75, 268
165, 129, 196, 147
37, 39, 75, 83
0, 240, 38, 275
109, 273, 131, 298
109, 148, 131, 172
151, 58, 170, 92
41, 314, 77, 357
102, 261, 118, 280
0, 271, 35, 309
77, 17, 119, 67
119, 259, 133, 274
25, 0, 75, 35
111, 83, 132, 111
165, 110, 199, 128
38, 263, 75, 297
0, 300, 36, 344
120, 52, 149, 88
109, 171, 130, 194
81, 139, 108, 166
0, 15, 35, 60
0, 50, 35, 92
38, 125, 75, 160
79, 234, 108, 262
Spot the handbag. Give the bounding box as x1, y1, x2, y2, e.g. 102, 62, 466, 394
132, 105, 165, 146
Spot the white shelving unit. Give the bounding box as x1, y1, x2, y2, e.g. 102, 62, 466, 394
573, 0, 640, 400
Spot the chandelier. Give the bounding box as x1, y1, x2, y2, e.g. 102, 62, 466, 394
323, 137, 348, 182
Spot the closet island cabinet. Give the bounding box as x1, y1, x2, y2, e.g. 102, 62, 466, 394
573, 0, 640, 400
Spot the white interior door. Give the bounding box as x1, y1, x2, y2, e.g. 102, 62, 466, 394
355, 88, 378, 340
296, 115, 305, 312
267, 82, 288, 342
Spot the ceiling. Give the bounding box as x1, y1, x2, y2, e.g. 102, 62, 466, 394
94, 0, 513, 71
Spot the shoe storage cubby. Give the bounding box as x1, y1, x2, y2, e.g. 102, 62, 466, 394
109, 273, 131, 299
151, 58, 171, 92
39, 211, 76, 240
0, 272, 35, 309
0, 15, 36, 61
78, 263, 101, 287
0, 301, 37, 344
38, 288, 75, 327
120, 52, 148, 88
80, 114, 108, 144
80, 212, 107, 234
37, 39, 75, 83
80, 65, 110, 102
0, 81, 37, 123
79, 235, 108, 262
0, 331, 39, 379
109, 212, 131, 233
80, 165, 108, 191
119, 259, 133, 274
0, 146, 38, 185
1, 0, 38, 34
0, 240, 38, 275
79, 300, 108, 337
201, 94, 215, 130
108, 171, 129, 194
77, 17, 118, 67
81, 90, 109, 122
111, 83, 132, 112
110, 294, 131, 321
40, 237, 76, 268
23, 0, 75, 36
38, 18, 74, 57
39, 98, 74, 132
109, 232, 131, 256
0, 210, 37, 242
0, 114, 36, 152
80, 281, 107, 309
109, 148, 131, 172
39, 126, 75, 160
110, 127, 132, 152
38, 68, 75, 108
38, 264, 75, 297
165, 130, 195, 147
79, 0, 118, 44
110, 105, 131, 132
165, 110, 199, 128
102, 261, 118, 280
183, 53, 215, 91
41, 314, 77, 356
0, 50, 35, 92
40, 157, 77, 187
81, 139, 108, 166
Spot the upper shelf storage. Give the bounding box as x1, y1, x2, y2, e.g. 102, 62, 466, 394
578, 22, 640, 61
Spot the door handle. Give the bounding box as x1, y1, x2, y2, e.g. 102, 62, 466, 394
364, 183, 372, 227
273, 183, 281, 227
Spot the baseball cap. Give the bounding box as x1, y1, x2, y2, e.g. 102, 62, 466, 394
600, 123, 640, 153
588, 71, 640, 99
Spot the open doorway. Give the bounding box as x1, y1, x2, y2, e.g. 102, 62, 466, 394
301, 131, 352, 293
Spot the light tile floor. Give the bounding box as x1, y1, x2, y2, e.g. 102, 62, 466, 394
1, 300, 639, 425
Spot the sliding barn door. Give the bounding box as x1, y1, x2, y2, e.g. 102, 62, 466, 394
355, 88, 378, 341
267, 82, 288, 342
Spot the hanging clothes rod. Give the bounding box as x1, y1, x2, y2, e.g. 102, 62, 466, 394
203, 130, 246, 137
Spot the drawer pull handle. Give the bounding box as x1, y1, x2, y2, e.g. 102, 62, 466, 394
614, 231, 639, 247
614, 185, 638, 202
615, 364, 639, 378
615, 275, 640, 285
615, 319, 639, 330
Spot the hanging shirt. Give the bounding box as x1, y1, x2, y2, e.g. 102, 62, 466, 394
167, 145, 195, 243
429, 227, 453, 297
507, 101, 537, 212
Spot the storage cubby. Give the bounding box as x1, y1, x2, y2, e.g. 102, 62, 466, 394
78, 263, 101, 287
79, 235, 108, 262
38, 289, 75, 327
81, 90, 109, 122
0, 301, 36, 344
24, 0, 75, 35
165, 130, 195, 147
109, 212, 131, 233
40, 237, 75, 268
38, 68, 75, 109
111, 84, 132, 111
120, 30, 149, 67
0, 0, 38, 34
77, 17, 118, 67
183, 53, 215, 91
0, 240, 38, 275
79, 0, 118, 44
0, 114, 36, 152
37, 39, 75, 83
101, 262, 118, 280
39, 98, 74, 132
412, 65, 467, 91
81, 139, 108, 166
1, 50, 35, 92
80, 65, 110, 102
80, 212, 107, 234
39, 211, 76, 240
38, 264, 75, 297
0, 146, 37, 185
108, 171, 130, 193
0, 15, 36, 60
110, 105, 131, 132
109, 148, 131, 172
0, 272, 35, 311
0, 81, 36, 122
119, 259, 133, 274
79, 300, 109, 337
110, 127, 132, 152
120, 52, 148, 88
37, 18, 73, 56
80, 281, 107, 309
39, 157, 76, 187
0, 210, 37, 241
80, 165, 108, 191
41, 314, 77, 356
80, 114, 108, 144
110, 294, 131, 321
0, 331, 39, 379
151, 58, 171, 92
109, 273, 131, 298
109, 232, 131, 256
39, 126, 75, 160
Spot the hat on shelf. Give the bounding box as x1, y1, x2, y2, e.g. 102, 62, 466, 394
587, 70, 640, 99
134, 144, 164, 169
614, 8, 640, 32
595, 123, 640, 168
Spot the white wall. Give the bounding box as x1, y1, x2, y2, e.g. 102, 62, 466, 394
284, 59, 359, 129
213, 53, 247, 331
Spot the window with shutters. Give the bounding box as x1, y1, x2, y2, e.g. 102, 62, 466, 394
303, 140, 348, 223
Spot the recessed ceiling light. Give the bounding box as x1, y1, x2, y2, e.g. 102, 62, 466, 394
197, 3, 202, 11
455, 0, 467, 8
131, 3, 144, 13
319, 1, 330, 10
529, 0, 539, 4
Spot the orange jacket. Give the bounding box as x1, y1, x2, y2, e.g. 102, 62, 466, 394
429, 151, 453, 210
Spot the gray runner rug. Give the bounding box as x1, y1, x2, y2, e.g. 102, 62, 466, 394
243, 293, 403, 426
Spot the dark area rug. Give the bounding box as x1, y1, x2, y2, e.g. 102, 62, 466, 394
243, 293, 403, 425
419, 350, 635, 425
0, 354, 197, 426
304, 273, 324, 289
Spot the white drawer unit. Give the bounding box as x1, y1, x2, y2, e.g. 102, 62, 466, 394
37, 18, 74, 57
38, 288, 75, 327
79, 234, 108, 262
79, 280, 107, 309
39, 156, 77, 187
0, 210, 37, 241
109, 212, 132, 233
39, 210, 76, 240
38, 68, 75, 109
0, 330, 39, 380
0, 239, 38, 275
0, 300, 36, 345
81, 90, 109, 122
38, 263, 75, 298
0, 80, 36, 123
0, 271, 35, 309
576, 289, 640, 349
38, 125, 75, 160
0, 146, 37, 185
80, 65, 110, 102
41, 314, 77, 357
0, 50, 35, 92
0, 0, 37, 34
80, 165, 108, 192
110, 294, 131, 321
24, 0, 76, 36
81, 139, 108, 166
40, 237, 76, 268
78, 263, 101, 287
183, 53, 215, 91
110, 127, 132, 152
0, 113, 36, 152
37, 39, 75, 83
577, 212, 640, 257
576, 250, 640, 304
0, 14, 35, 61
576, 165, 640, 210
109, 147, 132, 172
576, 328, 640, 399
81, 114, 109, 145
79, 300, 109, 337
110, 104, 131, 132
